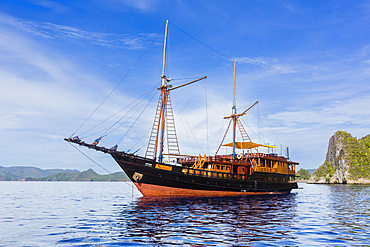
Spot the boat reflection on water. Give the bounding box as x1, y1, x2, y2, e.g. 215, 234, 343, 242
111, 194, 298, 245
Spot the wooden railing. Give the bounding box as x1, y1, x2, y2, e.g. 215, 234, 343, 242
251, 166, 295, 175
181, 167, 295, 181
177, 153, 295, 165
181, 168, 249, 181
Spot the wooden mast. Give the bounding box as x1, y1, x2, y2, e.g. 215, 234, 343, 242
161, 20, 169, 79
147, 20, 206, 162
232, 60, 237, 159
156, 20, 169, 163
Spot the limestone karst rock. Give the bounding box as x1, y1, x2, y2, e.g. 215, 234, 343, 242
309, 131, 370, 184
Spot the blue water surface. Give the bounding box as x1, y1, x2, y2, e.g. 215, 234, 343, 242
0, 182, 369, 246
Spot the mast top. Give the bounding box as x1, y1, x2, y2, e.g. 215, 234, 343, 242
161, 20, 169, 86
232, 60, 236, 115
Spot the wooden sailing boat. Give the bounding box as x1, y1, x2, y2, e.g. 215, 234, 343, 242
66, 20, 298, 196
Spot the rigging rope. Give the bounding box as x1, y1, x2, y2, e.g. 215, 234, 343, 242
79, 85, 158, 138
169, 22, 234, 61
102, 86, 157, 137
69, 143, 116, 177
258, 105, 282, 148
79, 85, 157, 141
178, 113, 204, 154
68, 143, 137, 191
69, 32, 161, 138
215, 119, 232, 155
116, 89, 157, 145
128, 130, 150, 153
205, 78, 209, 154
172, 81, 205, 154
171, 76, 205, 81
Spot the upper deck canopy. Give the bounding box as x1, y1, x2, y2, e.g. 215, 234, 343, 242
222, 141, 276, 149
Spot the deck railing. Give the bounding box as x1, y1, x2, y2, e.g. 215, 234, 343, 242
253, 167, 296, 176
181, 167, 295, 181
182, 167, 249, 181
177, 153, 296, 165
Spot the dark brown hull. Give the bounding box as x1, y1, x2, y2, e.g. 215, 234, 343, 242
65, 139, 298, 197
111, 152, 298, 197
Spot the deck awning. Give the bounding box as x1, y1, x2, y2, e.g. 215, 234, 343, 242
222, 141, 276, 149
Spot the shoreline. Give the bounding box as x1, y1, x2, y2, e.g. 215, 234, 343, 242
306, 178, 370, 184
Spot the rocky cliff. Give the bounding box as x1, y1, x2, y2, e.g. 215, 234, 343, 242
309, 131, 370, 184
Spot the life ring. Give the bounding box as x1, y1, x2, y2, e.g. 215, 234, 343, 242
236, 154, 242, 159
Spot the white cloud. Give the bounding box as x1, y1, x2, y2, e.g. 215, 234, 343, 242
235, 56, 299, 73
101, 0, 161, 12
0, 17, 144, 171
0, 11, 160, 50
269, 96, 370, 127
29, 0, 67, 13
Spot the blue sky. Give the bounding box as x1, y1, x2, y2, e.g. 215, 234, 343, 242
1, 0, 369, 173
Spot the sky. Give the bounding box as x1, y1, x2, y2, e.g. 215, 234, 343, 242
1, 0, 370, 173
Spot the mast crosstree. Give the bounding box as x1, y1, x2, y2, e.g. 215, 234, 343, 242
145, 20, 206, 162
216, 60, 259, 158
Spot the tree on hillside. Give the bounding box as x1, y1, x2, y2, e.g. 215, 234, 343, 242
297, 168, 310, 180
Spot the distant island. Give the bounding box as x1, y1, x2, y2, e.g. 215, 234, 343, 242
3, 131, 369, 184
0, 166, 128, 181
296, 131, 370, 184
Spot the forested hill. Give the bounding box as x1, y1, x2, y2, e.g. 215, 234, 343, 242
0, 166, 128, 181
309, 131, 370, 184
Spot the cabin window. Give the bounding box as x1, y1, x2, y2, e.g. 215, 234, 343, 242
216, 165, 220, 170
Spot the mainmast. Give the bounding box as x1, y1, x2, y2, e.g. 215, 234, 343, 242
217, 60, 259, 158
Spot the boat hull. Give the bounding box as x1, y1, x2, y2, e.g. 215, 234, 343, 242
133, 182, 292, 197
111, 152, 298, 197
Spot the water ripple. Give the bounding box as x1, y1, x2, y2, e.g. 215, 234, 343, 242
0, 182, 369, 246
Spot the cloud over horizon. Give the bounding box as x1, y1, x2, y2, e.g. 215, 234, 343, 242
1, 1, 369, 172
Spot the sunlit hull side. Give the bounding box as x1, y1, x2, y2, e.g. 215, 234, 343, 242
111, 152, 298, 197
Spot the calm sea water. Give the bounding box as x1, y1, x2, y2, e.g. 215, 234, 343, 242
0, 182, 369, 246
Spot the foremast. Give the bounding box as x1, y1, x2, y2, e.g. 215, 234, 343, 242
145, 20, 206, 162
145, 20, 174, 163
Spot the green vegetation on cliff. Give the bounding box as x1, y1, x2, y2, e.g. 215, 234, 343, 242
296, 168, 310, 180
313, 131, 370, 181
360, 135, 370, 148
337, 131, 370, 179
313, 161, 335, 178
